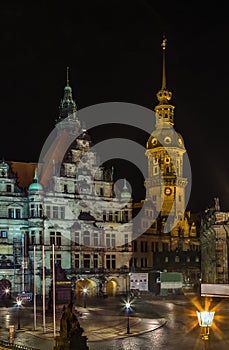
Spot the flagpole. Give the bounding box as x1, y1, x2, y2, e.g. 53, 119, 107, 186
52, 244, 56, 338
33, 245, 37, 331
42, 244, 46, 333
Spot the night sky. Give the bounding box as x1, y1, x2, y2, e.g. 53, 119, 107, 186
0, 1, 228, 212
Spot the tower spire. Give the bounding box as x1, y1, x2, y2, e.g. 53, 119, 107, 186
66, 66, 69, 86
57, 67, 77, 122
161, 36, 167, 90
154, 36, 175, 126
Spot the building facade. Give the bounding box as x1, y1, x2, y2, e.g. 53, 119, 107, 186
0, 79, 133, 299
200, 198, 229, 284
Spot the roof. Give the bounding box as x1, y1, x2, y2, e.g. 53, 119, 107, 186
7, 161, 37, 189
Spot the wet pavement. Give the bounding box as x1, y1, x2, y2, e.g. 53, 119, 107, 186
0, 294, 166, 350
1, 293, 229, 350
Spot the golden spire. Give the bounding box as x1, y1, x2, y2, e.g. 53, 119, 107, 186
154, 35, 174, 127
66, 66, 69, 86
161, 36, 167, 90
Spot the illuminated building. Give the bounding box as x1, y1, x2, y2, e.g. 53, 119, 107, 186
0, 77, 133, 298
132, 38, 201, 291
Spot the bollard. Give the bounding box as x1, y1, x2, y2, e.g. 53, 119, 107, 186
9, 325, 14, 344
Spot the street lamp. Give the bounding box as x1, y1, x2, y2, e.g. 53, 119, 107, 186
83, 288, 87, 308
125, 301, 131, 334
196, 310, 215, 348
16, 299, 22, 330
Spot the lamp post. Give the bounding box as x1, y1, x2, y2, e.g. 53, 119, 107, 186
125, 301, 131, 334
196, 310, 215, 349
83, 288, 87, 308
16, 299, 22, 330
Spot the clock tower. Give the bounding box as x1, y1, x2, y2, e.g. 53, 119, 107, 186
145, 37, 188, 226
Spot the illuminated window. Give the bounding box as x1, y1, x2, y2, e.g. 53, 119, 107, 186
0, 230, 7, 238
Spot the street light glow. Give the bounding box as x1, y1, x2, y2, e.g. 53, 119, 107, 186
196, 311, 215, 327
16, 299, 22, 306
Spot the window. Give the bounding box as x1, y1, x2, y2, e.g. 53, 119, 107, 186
106, 234, 111, 247
141, 241, 148, 252
39, 204, 43, 218
56, 232, 61, 246
6, 185, 11, 192
123, 210, 129, 222
152, 242, 159, 252
39, 231, 43, 245
46, 206, 51, 218
100, 188, 104, 196
83, 231, 90, 246
108, 212, 113, 222
60, 207, 65, 219
53, 206, 58, 219
94, 232, 99, 246
8, 208, 14, 218
31, 231, 36, 245
0, 230, 7, 238
16, 209, 21, 218
93, 254, 98, 268
124, 234, 128, 246
75, 232, 80, 245
106, 254, 116, 269
165, 257, 169, 263
8, 208, 21, 219
30, 204, 35, 218
75, 254, 80, 268
141, 258, 147, 268
103, 211, 106, 221
50, 254, 61, 269
106, 233, 116, 247
111, 234, 115, 247
133, 241, 137, 252
50, 232, 55, 245
50, 232, 61, 246
83, 254, 90, 268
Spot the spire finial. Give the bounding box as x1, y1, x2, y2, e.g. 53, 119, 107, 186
34, 168, 38, 182
161, 35, 167, 90
66, 66, 69, 86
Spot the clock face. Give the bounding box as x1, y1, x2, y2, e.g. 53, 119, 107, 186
164, 187, 172, 196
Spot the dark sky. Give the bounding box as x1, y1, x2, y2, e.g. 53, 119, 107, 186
0, 1, 228, 212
